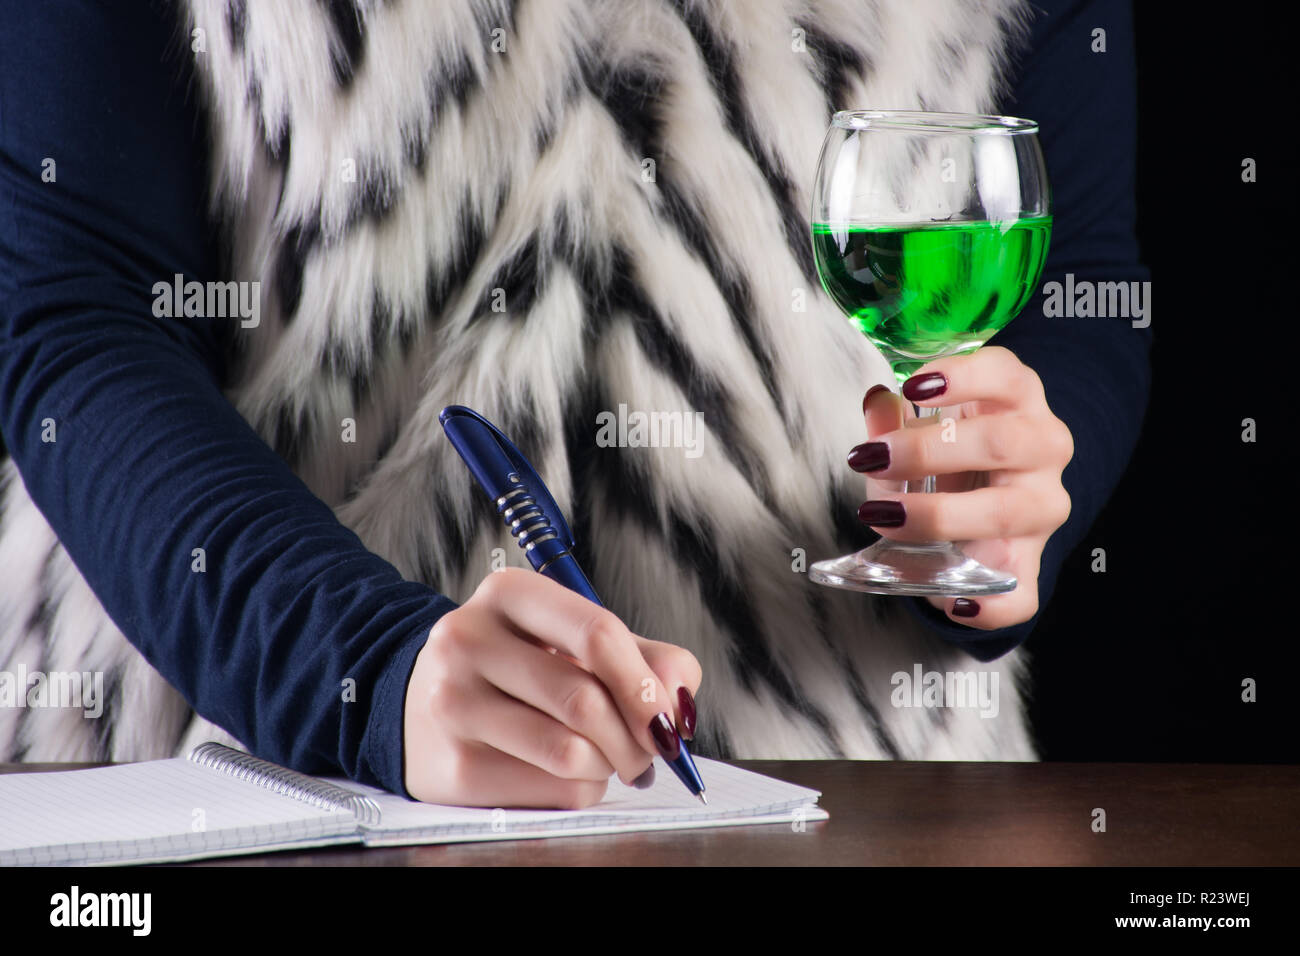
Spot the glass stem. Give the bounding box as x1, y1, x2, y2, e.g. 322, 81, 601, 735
903, 402, 940, 496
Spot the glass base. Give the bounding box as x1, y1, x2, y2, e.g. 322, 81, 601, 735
809, 540, 1017, 597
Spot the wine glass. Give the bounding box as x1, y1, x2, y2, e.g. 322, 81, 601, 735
809, 110, 1052, 596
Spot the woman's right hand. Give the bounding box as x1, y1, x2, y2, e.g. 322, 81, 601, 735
403, 567, 703, 809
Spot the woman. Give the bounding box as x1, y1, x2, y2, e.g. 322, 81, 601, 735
0, 0, 1148, 807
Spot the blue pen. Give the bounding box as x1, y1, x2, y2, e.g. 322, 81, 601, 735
438, 404, 707, 804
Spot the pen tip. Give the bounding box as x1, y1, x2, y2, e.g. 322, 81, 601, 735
697, 791, 708, 806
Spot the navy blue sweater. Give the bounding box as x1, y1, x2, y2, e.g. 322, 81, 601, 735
0, 0, 1149, 797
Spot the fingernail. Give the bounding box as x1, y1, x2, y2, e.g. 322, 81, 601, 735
862, 383, 890, 414
632, 765, 656, 789
847, 441, 890, 473
857, 500, 905, 527
649, 712, 680, 761
902, 372, 947, 402
677, 687, 697, 740
952, 598, 980, 618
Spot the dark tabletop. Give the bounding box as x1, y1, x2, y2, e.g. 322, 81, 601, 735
6, 759, 1296, 866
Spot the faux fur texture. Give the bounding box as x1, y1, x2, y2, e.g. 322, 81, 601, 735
0, 0, 1038, 768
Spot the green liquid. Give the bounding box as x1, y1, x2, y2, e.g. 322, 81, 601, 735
812, 217, 1052, 381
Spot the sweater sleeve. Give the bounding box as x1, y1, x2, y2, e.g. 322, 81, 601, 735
897, 0, 1153, 660
0, 0, 456, 797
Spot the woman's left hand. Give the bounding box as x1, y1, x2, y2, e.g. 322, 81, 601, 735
851, 346, 1075, 628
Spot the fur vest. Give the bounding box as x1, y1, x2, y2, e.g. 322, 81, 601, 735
0, 0, 1037, 767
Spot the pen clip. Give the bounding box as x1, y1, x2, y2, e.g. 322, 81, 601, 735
438, 405, 576, 552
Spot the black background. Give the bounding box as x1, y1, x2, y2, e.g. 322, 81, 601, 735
1025, 6, 1294, 761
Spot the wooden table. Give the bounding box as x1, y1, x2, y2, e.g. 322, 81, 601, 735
7, 759, 1295, 866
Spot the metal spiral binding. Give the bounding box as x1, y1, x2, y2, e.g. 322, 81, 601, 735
189, 742, 382, 826
497, 486, 558, 551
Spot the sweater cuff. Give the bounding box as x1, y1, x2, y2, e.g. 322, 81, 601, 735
897, 523, 1071, 662
361, 598, 458, 798
899, 595, 1034, 662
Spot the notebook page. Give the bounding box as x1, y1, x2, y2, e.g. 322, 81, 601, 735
315, 756, 825, 842
0, 758, 359, 865
363, 807, 829, 846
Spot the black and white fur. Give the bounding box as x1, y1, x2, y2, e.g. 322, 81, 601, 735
0, 0, 1038, 767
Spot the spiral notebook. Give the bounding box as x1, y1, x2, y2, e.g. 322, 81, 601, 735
0, 743, 827, 865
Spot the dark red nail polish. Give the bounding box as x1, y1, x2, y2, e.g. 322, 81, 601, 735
847, 441, 890, 473
857, 500, 905, 527
649, 712, 680, 761
862, 384, 890, 414
632, 765, 656, 789
952, 598, 980, 618
677, 687, 697, 740
902, 372, 947, 402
